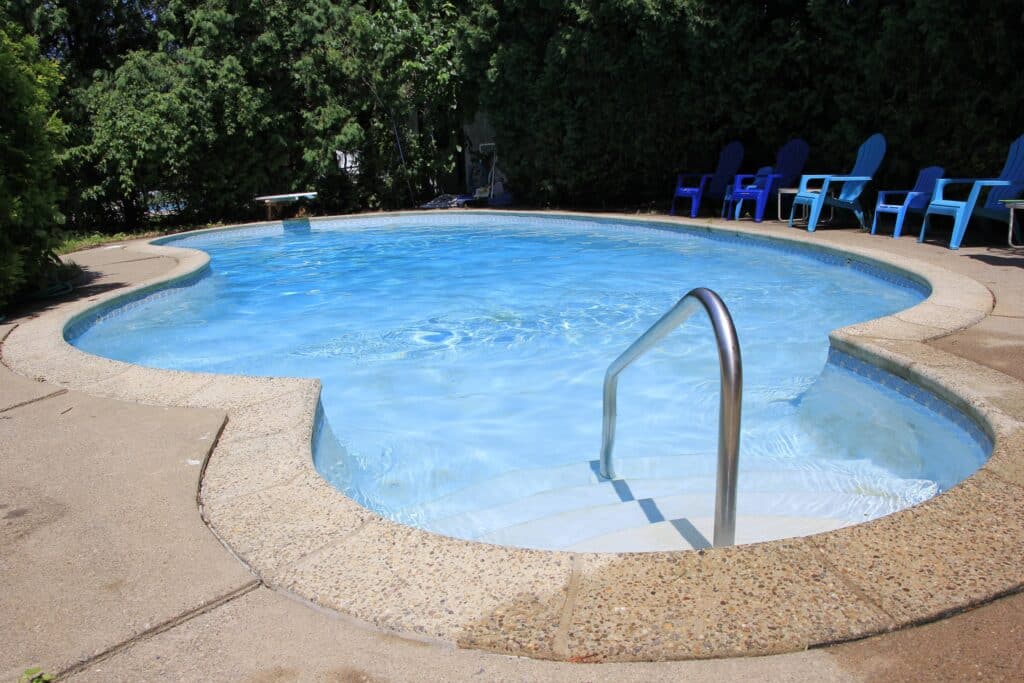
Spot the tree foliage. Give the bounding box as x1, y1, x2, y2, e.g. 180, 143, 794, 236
0, 10, 64, 309
5, 0, 1024, 233
470, 0, 1024, 207
14, 0, 474, 229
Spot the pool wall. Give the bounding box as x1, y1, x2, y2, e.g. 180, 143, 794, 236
3, 210, 1022, 663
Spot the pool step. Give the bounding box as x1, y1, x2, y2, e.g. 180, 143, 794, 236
397, 452, 856, 524
565, 515, 850, 552
414, 464, 912, 533
473, 491, 857, 551
399, 453, 717, 523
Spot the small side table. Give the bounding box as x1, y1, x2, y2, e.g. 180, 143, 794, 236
777, 188, 800, 221
777, 188, 832, 223
1002, 199, 1024, 247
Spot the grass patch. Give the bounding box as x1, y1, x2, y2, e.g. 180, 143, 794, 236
56, 230, 167, 255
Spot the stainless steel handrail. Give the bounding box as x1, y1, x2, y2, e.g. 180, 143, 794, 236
598, 287, 742, 547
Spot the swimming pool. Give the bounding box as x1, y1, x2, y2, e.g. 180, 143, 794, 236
69, 214, 989, 551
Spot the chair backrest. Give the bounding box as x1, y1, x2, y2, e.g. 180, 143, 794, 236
752, 166, 774, 189
984, 133, 1024, 209
839, 133, 886, 202
707, 141, 744, 199
908, 165, 945, 210
774, 138, 810, 188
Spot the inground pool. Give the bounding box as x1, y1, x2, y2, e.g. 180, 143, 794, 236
69, 214, 990, 551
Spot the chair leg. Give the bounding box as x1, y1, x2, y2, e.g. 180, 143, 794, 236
689, 196, 701, 219
852, 203, 866, 230
754, 195, 767, 222
892, 206, 909, 239
806, 198, 824, 232
949, 208, 970, 250
919, 212, 931, 243
788, 200, 799, 227
870, 207, 882, 235
670, 195, 677, 216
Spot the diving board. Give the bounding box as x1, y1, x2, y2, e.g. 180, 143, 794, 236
254, 191, 317, 220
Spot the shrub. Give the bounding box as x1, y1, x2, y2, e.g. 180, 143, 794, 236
0, 13, 64, 310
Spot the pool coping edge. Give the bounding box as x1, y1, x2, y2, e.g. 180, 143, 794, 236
2, 209, 1022, 662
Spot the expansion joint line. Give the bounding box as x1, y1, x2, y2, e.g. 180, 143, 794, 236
195, 415, 231, 508
0, 325, 72, 412
805, 538, 898, 631
0, 388, 68, 414
552, 554, 584, 657
284, 516, 377, 573
54, 580, 261, 681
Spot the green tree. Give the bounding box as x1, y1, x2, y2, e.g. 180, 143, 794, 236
10, 0, 165, 230
78, 0, 473, 224
0, 11, 65, 310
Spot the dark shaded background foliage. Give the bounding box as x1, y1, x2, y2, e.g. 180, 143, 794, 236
472, 0, 1024, 207
0, 11, 64, 309
2, 0, 1023, 307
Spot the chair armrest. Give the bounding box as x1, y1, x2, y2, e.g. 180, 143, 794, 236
826, 175, 872, 183
797, 174, 832, 192
877, 190, 910, 202
676, 173, 712, 190
732, 174, 759, 191
932, 178, 1009, 201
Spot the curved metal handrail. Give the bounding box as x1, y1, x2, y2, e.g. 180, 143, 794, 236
599, 287, 742, 547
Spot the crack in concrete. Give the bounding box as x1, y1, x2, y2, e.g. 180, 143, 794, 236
54, 580, 261, 680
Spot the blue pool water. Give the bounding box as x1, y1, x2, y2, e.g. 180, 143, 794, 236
70, 214, 989, 548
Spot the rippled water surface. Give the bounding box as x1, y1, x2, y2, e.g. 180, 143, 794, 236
71, 215, 988, 534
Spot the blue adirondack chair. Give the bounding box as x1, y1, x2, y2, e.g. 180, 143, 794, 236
729, 138, 810, 222
870, 166, 945, 238
670, 141, 744, 218
789, 133, 887, 232
724, 166, 776, 222
919, 134, 1024, 249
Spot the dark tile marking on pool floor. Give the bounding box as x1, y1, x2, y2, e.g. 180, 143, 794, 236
671, 517, 712, 550
589, 465, 715, 549
611, 479, 635, 503
638, 498, 665, 523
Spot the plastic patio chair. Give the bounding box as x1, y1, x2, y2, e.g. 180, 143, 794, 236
919, 134, 1024, 249
724, 166, 777, 222
728, 138, 810, 222
789, 133, 887, 232
670, 141, 744, 218
870, 166, 945, 238
772, 138, 811, 189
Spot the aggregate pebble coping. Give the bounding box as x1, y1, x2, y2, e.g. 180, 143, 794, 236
3, 210, 1023, 662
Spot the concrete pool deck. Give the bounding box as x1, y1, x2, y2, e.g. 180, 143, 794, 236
2, 211, 1024, 679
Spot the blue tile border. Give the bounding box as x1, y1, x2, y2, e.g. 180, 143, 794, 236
158, 212, 931, 299
64, 263, 211, 342
827, 347, 992, 453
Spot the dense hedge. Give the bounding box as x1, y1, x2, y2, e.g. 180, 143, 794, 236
7, 0, 1024, 235
0, 14, 63, 310
471, 0, 1024, 207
